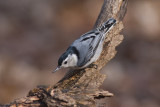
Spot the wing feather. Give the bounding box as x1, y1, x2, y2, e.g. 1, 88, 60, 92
71, 30, 102, 67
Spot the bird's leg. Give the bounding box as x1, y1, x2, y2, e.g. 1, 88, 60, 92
88, 63, 98, 69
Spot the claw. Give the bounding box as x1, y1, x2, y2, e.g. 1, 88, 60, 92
89, 63, 98, 69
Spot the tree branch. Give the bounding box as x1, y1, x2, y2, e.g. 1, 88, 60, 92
5, 0, 128, 106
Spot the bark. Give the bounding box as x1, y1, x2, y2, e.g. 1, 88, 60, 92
5, 0, 128, 107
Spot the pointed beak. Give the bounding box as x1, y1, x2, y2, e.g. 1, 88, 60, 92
53, 66, 61, 73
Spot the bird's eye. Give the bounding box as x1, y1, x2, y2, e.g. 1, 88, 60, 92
64, 61, 67, 64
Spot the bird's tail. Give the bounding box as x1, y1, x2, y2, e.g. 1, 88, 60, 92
98, 18, 116, 33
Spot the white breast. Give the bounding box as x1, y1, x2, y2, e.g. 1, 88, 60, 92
69, 54, 78, 67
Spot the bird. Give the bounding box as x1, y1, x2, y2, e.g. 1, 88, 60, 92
53, 18, 116, 73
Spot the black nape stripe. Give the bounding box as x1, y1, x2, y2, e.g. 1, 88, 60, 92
69, 46, 80, 60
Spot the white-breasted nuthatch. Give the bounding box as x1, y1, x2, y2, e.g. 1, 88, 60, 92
53, 18, 116, 72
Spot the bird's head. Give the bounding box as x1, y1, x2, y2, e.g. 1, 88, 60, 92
53, 49, 78, 73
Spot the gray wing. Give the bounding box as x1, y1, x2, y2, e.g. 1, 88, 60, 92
71, 30, 103, 67
71, 18, 116, 67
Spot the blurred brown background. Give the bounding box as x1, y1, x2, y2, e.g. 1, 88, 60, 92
0, 0, 160, 107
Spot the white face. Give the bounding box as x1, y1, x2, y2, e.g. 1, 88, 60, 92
61, 54, 78, 68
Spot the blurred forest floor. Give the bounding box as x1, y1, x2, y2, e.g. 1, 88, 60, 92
0, 0, 160, 107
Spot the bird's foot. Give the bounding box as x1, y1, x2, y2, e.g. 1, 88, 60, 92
89, 63, 98, 69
